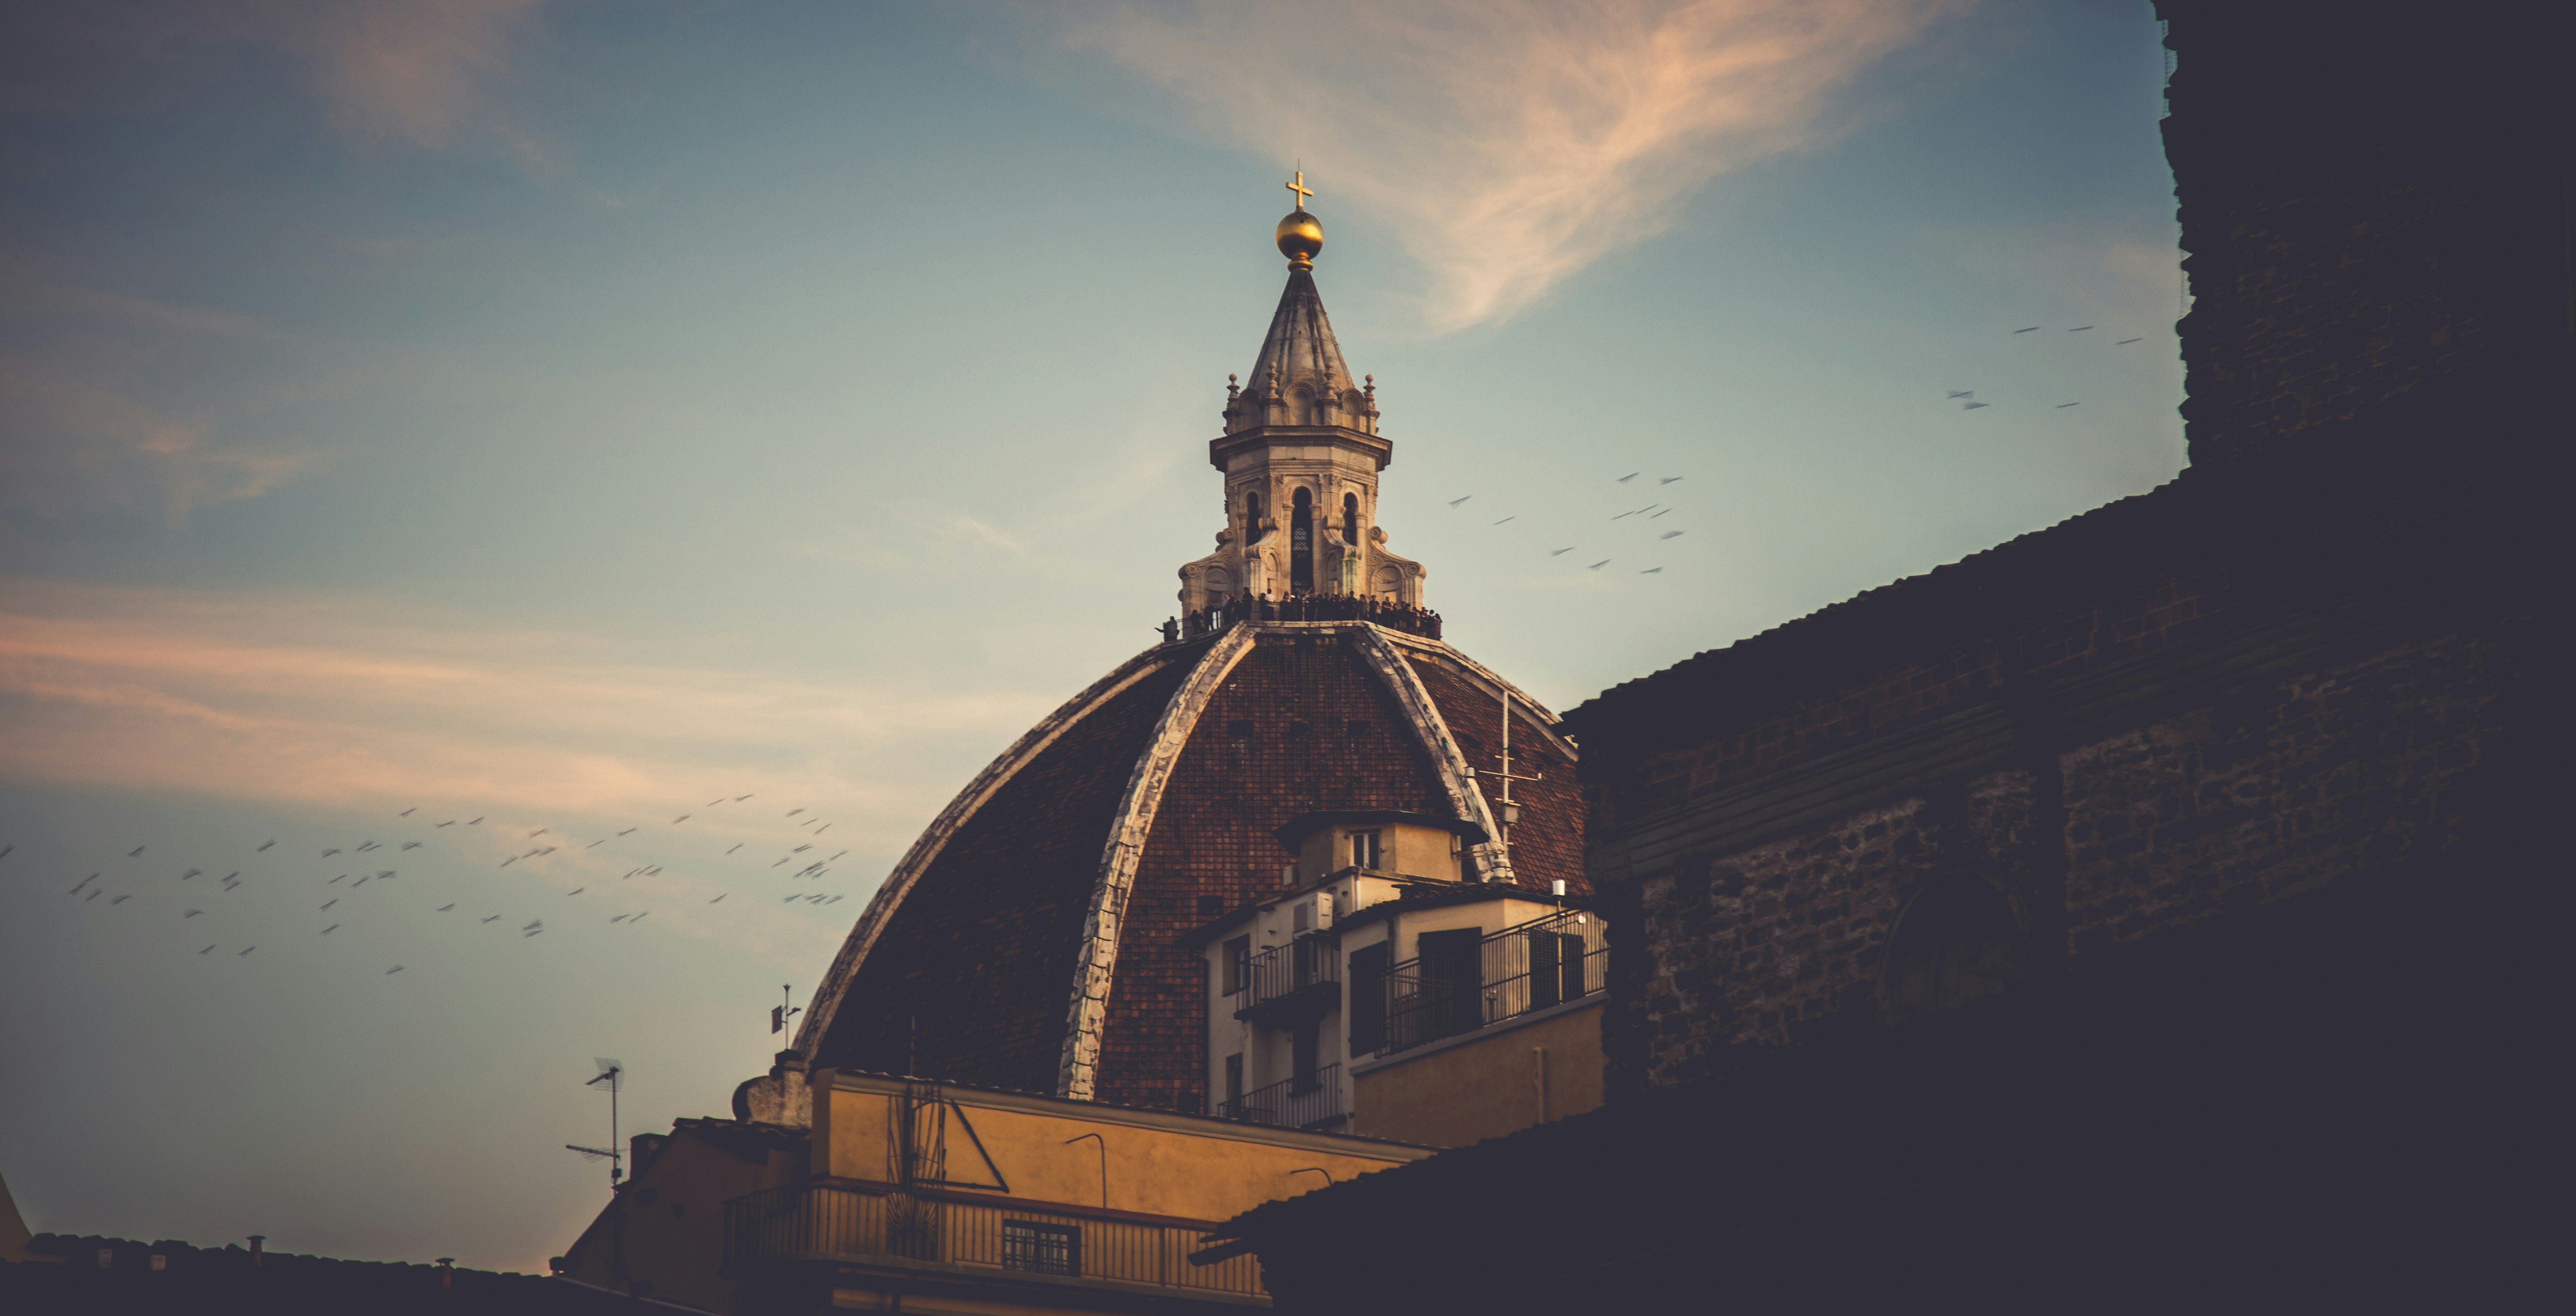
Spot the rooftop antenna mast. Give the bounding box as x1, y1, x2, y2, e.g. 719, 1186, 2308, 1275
771, 985, 802, 1048
1483, 685, 1541, 877
565, 1058, 625, 1189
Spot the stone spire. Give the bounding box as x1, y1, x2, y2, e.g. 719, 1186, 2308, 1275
1176, 180, 1427, 612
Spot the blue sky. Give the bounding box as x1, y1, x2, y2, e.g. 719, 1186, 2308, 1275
0, 0, 2183, 1271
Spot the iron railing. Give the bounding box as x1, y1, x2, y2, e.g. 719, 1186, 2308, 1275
1372, 908, 1604, 1056
1210, 1064, 1344, 1130
1237, 937, 1339, 1015
720, 1182, 1265, 1297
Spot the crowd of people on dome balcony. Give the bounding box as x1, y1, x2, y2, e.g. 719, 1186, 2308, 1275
1166, 592, 1442, 642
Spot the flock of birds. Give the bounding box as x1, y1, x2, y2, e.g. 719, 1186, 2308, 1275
1947, 321, 2145, 411
1446, 469, 1688, 576
7, 793, 859, 979
1437, 321, 2148, 572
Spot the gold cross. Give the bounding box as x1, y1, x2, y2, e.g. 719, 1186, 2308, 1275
1285, 170, 1313, 211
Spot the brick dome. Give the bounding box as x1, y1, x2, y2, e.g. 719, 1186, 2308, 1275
798, 621, 1586, 1112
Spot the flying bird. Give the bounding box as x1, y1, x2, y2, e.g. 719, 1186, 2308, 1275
2068, 325, 2094, 332
1588, 560, 1611, 570
437, 820, 455, 827
329, 874, 346, 884
708, 798, 724, 807
355, 841, 376, 852
828, 850, 847, 862
1659, 531, 1684, 540
482, 915, 500, 923
184, 909, 203, 918
733, 794, 752, 802
568, 887, 585, 896
436, 903, 454, 912
1448, 496, 1472, 508
617, 828, 635, 837
182, 869, 202, 880
322, 848, 342, 857
1948, 390, 1974, 399
1493, 516, 1515, 525
1617, 472, 1639, 483
709, 894, 727, 904
793, 845, 811, 854
200, 945, 216, 955
1651, 508, 1673, 518
786, 808, 803, 817
468, 817, 483, 825
499, 857, 516, 868
524, 929, 543, 938
1658, 477, 1683, 485
1963, 401, 1989, 410
2056, 402, 2080, 409
128, 846, 146, 857
2115, 338, 2142, 344
631, 912, 648, 923
826, 895, 843, 905
353, 877, 369, 889
1640, 567, 1664, 574
0, 845, 10, 860
586, 840, 605, 849
726, 843, 743, 855
87, 891, 101, 902
773, 857, 790, 867
258, 840, 275, 851
784, 893, 799, 902
321, 899, 338, 911
611, 915, 628, 924
814, 824, 830, 835
1551, 547, 1574, 556
321, 924, 338, 935
522, 921, 542, 931
401, 841, 422, 851
529, 828, 547, 838
2013, 326, 2040, 333
111, 894, 132, 905
223, 872, 237, 881
400, 808, 415, 817
385, 965, 404, 975
239, 947, 255, 956
672, 814, 690, 824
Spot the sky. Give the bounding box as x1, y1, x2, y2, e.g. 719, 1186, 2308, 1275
0, 0, 2185, 1273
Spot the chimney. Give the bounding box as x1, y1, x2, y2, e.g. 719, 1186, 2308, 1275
436, 1257, 455, 1288
247, 1236, 265, 1267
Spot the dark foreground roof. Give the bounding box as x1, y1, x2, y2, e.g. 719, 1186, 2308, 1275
2, 1235, 680, 1315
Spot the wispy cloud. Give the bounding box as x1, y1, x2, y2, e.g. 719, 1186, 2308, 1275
1053, 0, 1968, 331
0, 578, 1053, 856
0, 1, 552, 163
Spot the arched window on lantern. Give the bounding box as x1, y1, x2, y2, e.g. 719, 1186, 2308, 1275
1244, 489, 1265, 543
1289, 487, 1315, 593
1342, 492, 1360, 544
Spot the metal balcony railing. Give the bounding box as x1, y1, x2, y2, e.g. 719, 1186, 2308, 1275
720, 1182, 1265, 1298
1237, 937, 1339, 1017
1370, 908, 1605, 1057
1210, 1064, 1344, 1131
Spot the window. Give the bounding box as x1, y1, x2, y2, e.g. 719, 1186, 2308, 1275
1417, 928, 1485, 1039
1289, 487, 1314, 592
1002, 1221, 1079, 1276
1342, 492, 1360, 543
1223, 936, 1251, 996
1224, 1053, 1244, 1112
1291, 1020, 1320, 1093
1349, 829, 1382, 870
1528, 931, 1588, 1009
1348, 944, 1389, 1054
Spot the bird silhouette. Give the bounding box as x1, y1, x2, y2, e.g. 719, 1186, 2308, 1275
436, 903, 454, 912
223, 872, 237, 881
1659, 531, 1684, 540
1640, 567, 1664, 574
1551, 547, 1574, 556
708, 798, 724, 807
353, 877, 369, 889
128, 846, 145, 857
87, 891, 101, 902
784, 893, 798, 902
2014, 326, 2039, 333
2068, 325, 2094, 332
2115, 338, 2142, 345
773, 858, 790, 867
1493, 516, 1515, 525
522, 921, 541, 931
726, 843, 743, 855
355, 841, 377, 852
239, 946, 255, 956
386, 965, 404, 974
586, 840, 605, 849
529, 828, 547, 838
0, 845, 10, 860
524, 929, 543, 938
111, 894, 132, 905
182, 868, 202, 880
734, 794, 752, 802
400, 808, 416, 817
401, 842, 422, 851
1448, 496, 1473, 508
1948, 390, 1974, 399
1588, 560, 1610, 570
672, 814, 690, 824
184, 909, 203, 918
2056, 402, 2080, 409
786, 808, 804, 817
257, 840, 275, 851
828, 850, 847, 862
813, 824, 830, 835
322, 848, 342, 857
1617, 472, 1639, 483
793, 845, 811, 854
499, 857, 516, 868
632, 912, 648, 922
321, 924, 338, 935
329, 874, 347, 884
437, 820, 455, 827
1658, 476, 1683, 485
611, 915, 628, 923
469, 817, 483, 825
321, 899, 338, 911
1963, 401, 1990, 410
1651, 508, 1674, 518
568, 887, 584, 896
200, 945, 216, 954
482, 915, 500, 923
617, 828, 635, 837
710, 893, 727, 904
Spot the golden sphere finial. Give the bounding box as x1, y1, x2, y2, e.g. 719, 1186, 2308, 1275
1276, 170, 1322, 270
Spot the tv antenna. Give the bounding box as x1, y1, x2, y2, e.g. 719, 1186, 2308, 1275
1479, 684, 1541, 869
771, 985, 801, 1044
565, 1058, 625, 1188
